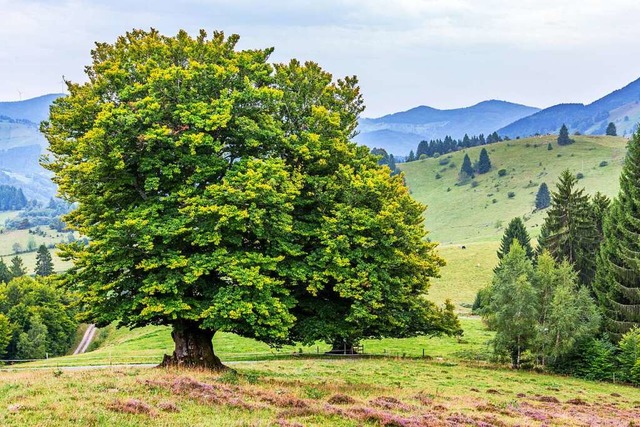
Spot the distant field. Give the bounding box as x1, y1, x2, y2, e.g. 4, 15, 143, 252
401, 135, 626, 244
430, 241, 499, 312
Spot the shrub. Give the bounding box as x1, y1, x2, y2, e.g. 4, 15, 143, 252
492, 198, 498, 204
419, 154, 428, 160
507, 192, 516, 199
599, 161, 608, 167
435, 173, 442, 180
498, 169, 507, 177
438, 158, 449, 166
547, 143, 553, 151
471, 180, 479, 188
576, 172, 584, 180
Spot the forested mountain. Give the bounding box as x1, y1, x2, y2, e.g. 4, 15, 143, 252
498, 78, 640, 138
355, 100, 539, 155
0, 94, 62, 202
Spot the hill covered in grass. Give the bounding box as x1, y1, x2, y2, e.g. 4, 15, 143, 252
400, 134, 627, 244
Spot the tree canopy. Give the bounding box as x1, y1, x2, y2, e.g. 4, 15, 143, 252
42, 29, 451, 369
535, 183, 551, 210
606, 122, 617, 137
477, 148, 491, 174
594, 130, 640, 340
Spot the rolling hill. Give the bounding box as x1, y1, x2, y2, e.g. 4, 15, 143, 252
399, 134, 627, 245
0, 94, 63, 201
355, 100, 540, 155
498, 78, 640, 138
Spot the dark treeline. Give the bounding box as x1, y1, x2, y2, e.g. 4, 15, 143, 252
407, 132, 504, 161
0, 185, 28, 211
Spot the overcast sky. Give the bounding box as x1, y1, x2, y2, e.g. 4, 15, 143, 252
1, 0, 639, 117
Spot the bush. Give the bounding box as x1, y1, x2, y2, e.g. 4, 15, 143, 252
507, 192, 516, 199
419, 154, 428, 160
599, 161, 608, 167
471, 180, 479, 188
435, 173, 442, 180
576, 172, 584, 180
547, 143, 553, 150
498, 169, 507, 177
438, 158, 449, 166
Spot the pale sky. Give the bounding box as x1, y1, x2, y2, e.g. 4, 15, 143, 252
1, 0, 639, 117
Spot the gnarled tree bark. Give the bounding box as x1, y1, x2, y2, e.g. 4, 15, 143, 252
159, 321, 226, 370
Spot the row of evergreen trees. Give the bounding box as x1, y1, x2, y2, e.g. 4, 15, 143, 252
477, 129, 640, 381
407, 132, 504, 161
0, 185, 28, 211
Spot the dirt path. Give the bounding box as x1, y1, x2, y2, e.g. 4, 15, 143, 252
73, 324, 97, 355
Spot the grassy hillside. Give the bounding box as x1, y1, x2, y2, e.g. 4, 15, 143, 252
400, 135, 626, 244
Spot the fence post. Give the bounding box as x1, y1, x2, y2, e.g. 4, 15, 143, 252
422, 349, 425, 358
316, 346, 319, 354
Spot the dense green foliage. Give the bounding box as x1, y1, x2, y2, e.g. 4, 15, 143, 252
459, 153, 474, 180
41, 29, 450, 366
0, 276, 77, 359
534, 182, 550, 210
412, 132, 503, 161
594, 130, 640, 339
9, 256, 26, 279
477, 148, 491, 174
540, 170, 600, 286
0, 185, 27, 211
34, 244, 54, 276
5, 198, 72, 231
496, 217, 534, 263
371, 148, 400, 175
483, 242, 600, 368
557, 124, 573, 146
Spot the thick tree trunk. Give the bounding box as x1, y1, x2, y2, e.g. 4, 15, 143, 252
159, 321, 226, 370
325, 339, 358, 355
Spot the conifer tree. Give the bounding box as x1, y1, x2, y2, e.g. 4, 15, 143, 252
477, 147, 492, 174
459, 153, 474, 180
606, 122, 617, 136
541, 170, 598, 286
9, 256, 26, 278
497, 217, 534, 262
0, 259, 11, 283
35, 245, 54, 276
557, 124, 573, 146
407, 150, 416, 162
535, 182, 551, 210
594, 130, 640, 339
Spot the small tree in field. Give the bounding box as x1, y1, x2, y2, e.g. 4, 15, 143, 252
477, 148, 491, 174
557, 124, 573, 146
535, 182, 551, 210
606, 122, 617, 136
42, 29, 451, 369
459, 153, 475, 180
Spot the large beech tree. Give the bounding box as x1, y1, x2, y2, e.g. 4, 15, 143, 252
42, 29, 450, 369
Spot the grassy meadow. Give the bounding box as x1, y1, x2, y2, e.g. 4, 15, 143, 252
401, 135, 626, 244
2, 359, 639, 426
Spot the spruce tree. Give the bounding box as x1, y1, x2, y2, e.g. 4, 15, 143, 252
9, 256, 26, 278
606, 122, 617, 136
477, 148, 492, 174
497, 217, 535, 262
0, 259, 10, 283
535, 182, 551, 210
35, 245, 54, 276
541, 170, 598, 286
594, 130, 640, 339
407, 150, 416, 162
459, 153, 474, 180
557, 124, 573, 146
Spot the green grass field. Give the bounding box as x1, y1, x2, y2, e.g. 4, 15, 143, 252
401, 135, 626, 244
2, 358, 639, 426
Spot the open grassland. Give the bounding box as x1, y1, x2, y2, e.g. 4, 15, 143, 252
401, 135, 627, 244
2, 358, 640, 426
429, 241, 499, 311
17, 318, 492, 368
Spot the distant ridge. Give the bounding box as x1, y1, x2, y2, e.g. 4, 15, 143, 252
0, 93, 64, 124
355, 100, 540, 155
498, 78, 640, 138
